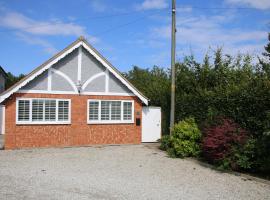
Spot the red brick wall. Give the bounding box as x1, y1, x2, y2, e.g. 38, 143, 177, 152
4, 93, 142, 149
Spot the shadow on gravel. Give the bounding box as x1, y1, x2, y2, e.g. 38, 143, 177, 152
188, 157, 270, 185
155, 141, 270, 185
0, 134, 4, 150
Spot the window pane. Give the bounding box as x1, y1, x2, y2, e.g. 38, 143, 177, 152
45, 100, 56, 121
32, 99, 44, 121
123, 102, 132, 120
18, 100, 30, 121
58, 100, 69, 121
89, 101, 99, 120
101, 101, 110, 120
111, 101, 121, 120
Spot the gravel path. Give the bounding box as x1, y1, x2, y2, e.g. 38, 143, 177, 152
0, 144, 269, 200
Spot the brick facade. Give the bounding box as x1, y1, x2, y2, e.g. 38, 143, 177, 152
4, 93, 142, 149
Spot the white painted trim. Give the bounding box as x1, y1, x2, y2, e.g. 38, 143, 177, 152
50, 68, 78, 93
16, 98, 71, 125
48, 68, 52, 91
82, 42, 148, 105
81, 72, 105, 90
0, 40, 148, 105
17, 90, 78, 95
17, 90, 136, 96
77, 46, 82, 82
81, 92, 135, 96
87, 99, 134, 124
16, 121, 71, 125
105, 69, 109, 93
0, 42, 82, 103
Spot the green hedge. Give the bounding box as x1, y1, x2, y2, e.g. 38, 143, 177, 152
126, 34, 270, 174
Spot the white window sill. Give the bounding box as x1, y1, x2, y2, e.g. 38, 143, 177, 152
87, 120, 134, 124
16, 121, 71, 125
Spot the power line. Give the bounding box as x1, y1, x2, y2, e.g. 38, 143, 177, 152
0, 9, 169, 34
178, 6, 265, 10
0, 5, 263, 34
94, 15, 152, 36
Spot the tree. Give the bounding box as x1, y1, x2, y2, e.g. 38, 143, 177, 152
5, 72, 25, 89
259, 33, 270, 76
124, 66, 170, 133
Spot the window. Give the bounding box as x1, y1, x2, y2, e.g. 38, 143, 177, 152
45, 100, 56, 121
16, 98, 70, 124
110, 101, 121, 120
32, 99, 44, 121
18, 100, 30, 121
89, 101, 99, 120
101, 101, 110, 120
58, 100, 69, 121
88, 100, 134, 124
123, 102, 132, 120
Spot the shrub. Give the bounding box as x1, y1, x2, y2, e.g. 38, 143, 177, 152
233, 138, 257, 170
159, 135, 171, 151
256, 132, 270, 173
202, 118, 250, 170
160, 117, 202, 158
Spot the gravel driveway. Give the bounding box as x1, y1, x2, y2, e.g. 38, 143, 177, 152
0, 144, 269, 200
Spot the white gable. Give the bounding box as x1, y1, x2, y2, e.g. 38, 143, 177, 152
0, 37, 148, 105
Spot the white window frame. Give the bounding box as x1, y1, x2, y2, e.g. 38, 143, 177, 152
16, 98, 71, 125
87, 99, 134, 124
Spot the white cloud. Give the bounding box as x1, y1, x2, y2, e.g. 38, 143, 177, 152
0, 11, 98, 54
225, 0, 270, 10
136, 0, 168, 10
15, 32, 58, 54
151, 14, 267, 59
0, 12, 88, 36
177, 6, 193, 13
89, 0, 107, 12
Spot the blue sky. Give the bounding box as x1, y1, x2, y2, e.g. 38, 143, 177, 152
0, 0, 269, 75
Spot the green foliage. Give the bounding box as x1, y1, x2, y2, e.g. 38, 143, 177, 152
124, 66, 170, 133
217, 140, 257, 171
256, 133, 270, 172
171, 117, 201, 141
234, 139, 257, 170
219, 138, 258, 171
159, 135, 171, 151
5, 72, 25, 89
160, 118, 202, 158
125, 33, 270, 174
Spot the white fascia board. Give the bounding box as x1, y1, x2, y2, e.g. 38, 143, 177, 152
81, 42, 148, 105
0, 40, 148, 105
0, 42, 82, 104
17, 90, 135, 96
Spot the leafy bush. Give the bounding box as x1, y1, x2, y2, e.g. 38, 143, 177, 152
127, 34, 270, 174
160, 117, 202, 158
233, 138, 257, 170
159, 135, 171, 151
202, 118, 252, 170
256, 132, 270, 173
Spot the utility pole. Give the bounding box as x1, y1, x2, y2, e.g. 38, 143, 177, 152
169, 0, 176, 135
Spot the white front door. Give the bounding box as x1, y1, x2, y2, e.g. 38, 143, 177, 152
142, 107, 161, 142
